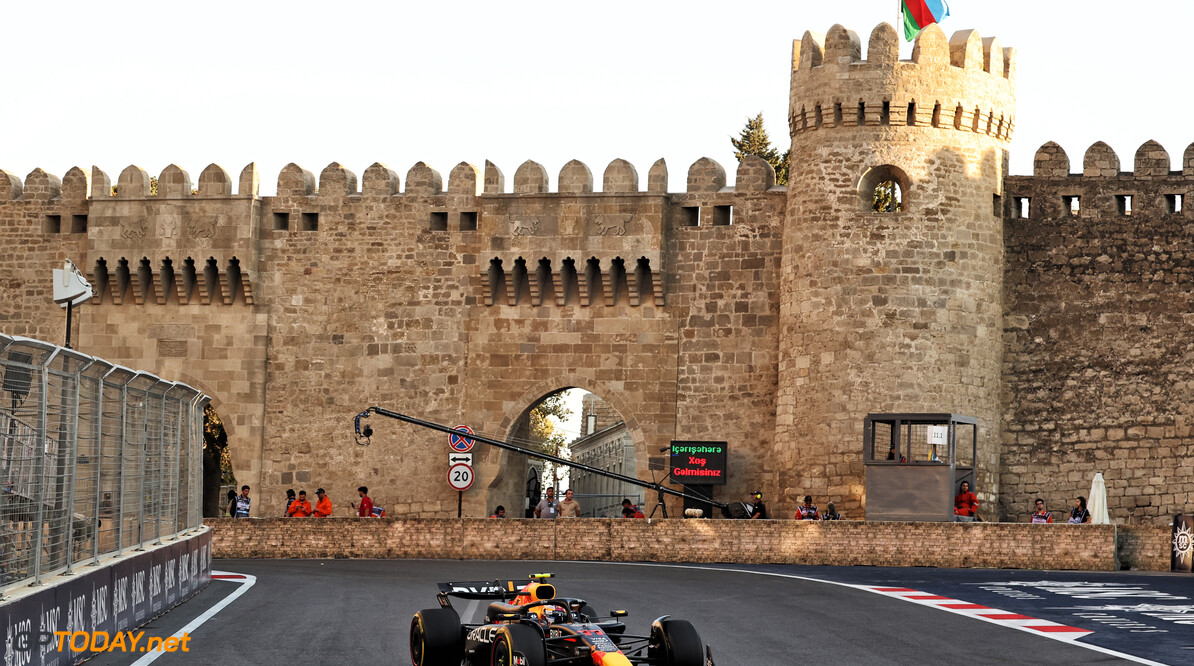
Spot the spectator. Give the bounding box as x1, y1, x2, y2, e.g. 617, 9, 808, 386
287, 490, 313, 517
954, 481, 978, 522
231, 485, 251, 518
284, 489, 296, 516
886, 444, 907, 463
621, 499, 644, 518
558, 489, 581, 518
313, 488, 333, 517
490, 505, 506, 518
749, 491, 767, 519
351, 486, 373, 518
534, 487, 558, 519
1069, 496, 1091, 524
795, 495, 820, 520
1031, 498, 1053, 523
225, 489, 238, 518
821, 502, 841, 520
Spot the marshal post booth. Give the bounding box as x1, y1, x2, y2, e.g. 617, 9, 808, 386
863, 414, 977, 522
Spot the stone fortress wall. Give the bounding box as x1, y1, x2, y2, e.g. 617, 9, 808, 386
0, 20, 1190, 524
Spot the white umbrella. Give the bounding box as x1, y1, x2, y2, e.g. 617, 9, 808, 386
1089, 472, 1110, 524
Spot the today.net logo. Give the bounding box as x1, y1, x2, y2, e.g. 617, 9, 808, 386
11, 630, 191, 654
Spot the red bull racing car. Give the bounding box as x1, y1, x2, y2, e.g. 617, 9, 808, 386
410, 573, 712, 666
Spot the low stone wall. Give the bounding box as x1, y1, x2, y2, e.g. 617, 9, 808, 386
1116, 525, 1171, 571
206, 518, 1171, 571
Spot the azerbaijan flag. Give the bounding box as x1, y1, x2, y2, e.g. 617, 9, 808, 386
901, 0, 950, 41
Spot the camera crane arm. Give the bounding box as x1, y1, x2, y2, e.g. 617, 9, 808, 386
353, 406, 728, 512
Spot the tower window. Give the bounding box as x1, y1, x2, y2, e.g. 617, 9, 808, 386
992, 194, 1003, 217
1166, 194, 1183, 214
430, 211, 448, 231
932, 103, 942, 128
857, 102, 866, 126
859, 165, 909, 213
906, 102, 916, 126
1015, 197, 1030, 219
880, 101, 891, 125
814, 104, 823, 129
460, 211, 478, 231
833, 103, 843, 126
1116, 195, 1132, 216
1063, 196, 1080, 216
681, 206, 699, 227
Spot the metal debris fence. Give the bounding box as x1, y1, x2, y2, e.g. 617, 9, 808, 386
0, 333, 207, 594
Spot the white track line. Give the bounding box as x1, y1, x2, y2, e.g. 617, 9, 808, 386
127, 570, 256, 666
577, 561, 1172, 666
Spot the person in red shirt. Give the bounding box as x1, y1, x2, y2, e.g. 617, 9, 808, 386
351, 486, 373, 518
1031, 498, 1053, 523
287, 490, 313, 517
954, 481, 978, 521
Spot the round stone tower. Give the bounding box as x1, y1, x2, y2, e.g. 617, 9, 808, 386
775, 22, 1016, 517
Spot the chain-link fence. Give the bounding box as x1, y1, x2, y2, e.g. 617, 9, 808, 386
0, 333, 207, 593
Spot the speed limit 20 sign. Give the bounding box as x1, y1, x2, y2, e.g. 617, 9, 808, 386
447, 463, 474, 491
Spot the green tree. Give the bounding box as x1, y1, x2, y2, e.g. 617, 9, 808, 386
872, 180, 902, 212
731, 112, 789, 186
202, 404, 234, 517
528, 393, 572, 488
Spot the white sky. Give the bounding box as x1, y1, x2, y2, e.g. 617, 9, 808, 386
3, 1, 1191, 194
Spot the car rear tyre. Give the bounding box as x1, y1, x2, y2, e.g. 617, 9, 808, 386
490, 623, 546, 666
649, 619, 704, 666
410, 608, 462, 666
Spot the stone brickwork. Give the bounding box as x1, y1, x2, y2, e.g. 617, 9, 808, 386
779, 24, 1015, 517
1115, 525, 1171, 572
205, 518, 1147, 571
2, 20, 1192, 526
1003, 142, 1194, 524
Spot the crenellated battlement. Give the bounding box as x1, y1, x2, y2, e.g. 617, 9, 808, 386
0, 157, 785, 203
790, 23, 1016, 141
1007, 140, 1194, 222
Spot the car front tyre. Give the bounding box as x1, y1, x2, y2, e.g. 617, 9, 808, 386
490, 624, 546, 666
649, 619, 704, 666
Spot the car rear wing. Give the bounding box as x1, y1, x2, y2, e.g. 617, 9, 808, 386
436, 580, 524, 600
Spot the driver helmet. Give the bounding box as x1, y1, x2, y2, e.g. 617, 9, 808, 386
530, 604, 568, 625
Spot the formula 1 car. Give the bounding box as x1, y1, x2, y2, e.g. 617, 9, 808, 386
410, 573, 713, 666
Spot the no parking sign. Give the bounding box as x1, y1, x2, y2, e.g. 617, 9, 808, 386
448, 424, 475, 452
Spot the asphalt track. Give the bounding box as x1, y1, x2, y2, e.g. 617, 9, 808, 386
81, 559, 1192, 666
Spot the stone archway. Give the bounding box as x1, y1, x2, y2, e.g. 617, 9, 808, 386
476, 374, 649, 518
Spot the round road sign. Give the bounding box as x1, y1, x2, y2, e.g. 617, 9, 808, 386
449, 425, 475, 452
447, 463, 474, 491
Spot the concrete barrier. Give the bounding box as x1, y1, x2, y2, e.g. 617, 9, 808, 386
0, 528, 212, 666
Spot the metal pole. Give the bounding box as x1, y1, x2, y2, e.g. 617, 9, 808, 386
117, 380, 129, 554
62, 359, 92, 574
157, 384, 175, 543
358, 406, 729, 511
29, 349, 57, 584
457, 491, 462, 518
93, 367, 116, 564
64, 301, 72, 350
189, 394, 204, 530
